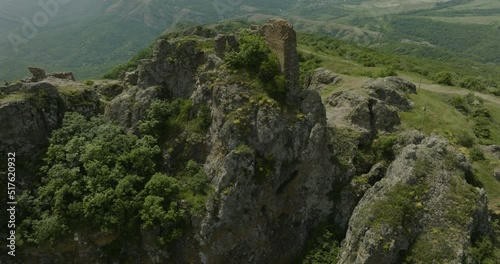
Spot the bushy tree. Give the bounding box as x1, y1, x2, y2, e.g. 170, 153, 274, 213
434, 71, 455, 86
225, 32, 287, 101
460, 76, 486, 91
225, 32, 270, 71
140, 173, 186, 245
26, 113, 162, 245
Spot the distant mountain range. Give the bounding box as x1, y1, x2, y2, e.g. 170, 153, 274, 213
1, 0, 499, 81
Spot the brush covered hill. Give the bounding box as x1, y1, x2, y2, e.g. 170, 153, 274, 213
1, 0, 499, 83
0, 20, 499, 263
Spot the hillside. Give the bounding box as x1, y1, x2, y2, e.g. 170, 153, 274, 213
1, 0, 499, 82
1, 20, 500, 263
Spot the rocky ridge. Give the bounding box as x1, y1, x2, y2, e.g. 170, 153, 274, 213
0, 19, 495, 264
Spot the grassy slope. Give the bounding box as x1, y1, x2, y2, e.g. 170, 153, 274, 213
297, 35, 500, 212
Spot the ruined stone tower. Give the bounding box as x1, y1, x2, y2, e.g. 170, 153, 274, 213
258, 19, 300, 103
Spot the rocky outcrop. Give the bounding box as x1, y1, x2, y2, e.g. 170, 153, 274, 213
305, 67, 341, 92
105, 86, 160, 132
326, 90, 400, 145
363, 77, 416, 111
47, 72, 75, 81
214, 34, 239, 58
28, 67, 46, 82
483, 145, 500, 159
136, 39, 204, 98
0, 82, 63, 158
325, 77, 415, 145
8, 21, 495, 264
25, 67, 76, 82
92, 80, 126, 100
0, 80, 100, 160
176, 73, 333, 264
258, 19, 300, 103
123, 71, 139, 85
100, 21, 333, 263
339, 135, 491, 263
0, 81, 23, 94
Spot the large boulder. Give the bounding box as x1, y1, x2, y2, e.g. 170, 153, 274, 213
363, 77, 416, 111
325, 77, 416, 145
326, 90, 400, 145
28, 67, 46, 82
305, 67, 341, 92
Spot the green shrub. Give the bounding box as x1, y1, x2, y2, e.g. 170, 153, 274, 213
450, 95, 469, 113
372, 135, 397, 161
84, 80, 94, 86
434, 71, 455, 86
472, 107, 491, 119
377, 66, 398, 77
225, 32, 287, 101
469, 145, 485, 161
473, 117, 491, 139
29, 113, 161, 243
139, 99, 211, 141
460, 77, 486, 91
258, 54, 281, 83
225, 32, 270, 71
454, 130, 475, 148
301, 227, 340, 264
471, 236, 496, 264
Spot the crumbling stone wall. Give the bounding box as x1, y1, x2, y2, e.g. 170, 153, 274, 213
258, 19, 300, 102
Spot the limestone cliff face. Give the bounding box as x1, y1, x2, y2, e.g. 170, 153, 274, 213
0, 83, 63, 158
181, 78, 333, 263
339, 134, 490, 263
137, 39, 205, 98
0, 79, 100, 160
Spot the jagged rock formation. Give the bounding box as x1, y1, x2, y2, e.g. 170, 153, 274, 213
305, 67, 342, 92
26, 67, 75, 82
0, 82, 63, 157
105, 86, 161, 132
214, 34, 239, 58
339, 134, 491, 263
91, 80, 126, 101
179, 77, 332, 263
325, 77, 415, 146
136, 39, 204, 98
28, 67, 46, 82
0, 79, 100, 160
363, 77, 416, 111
